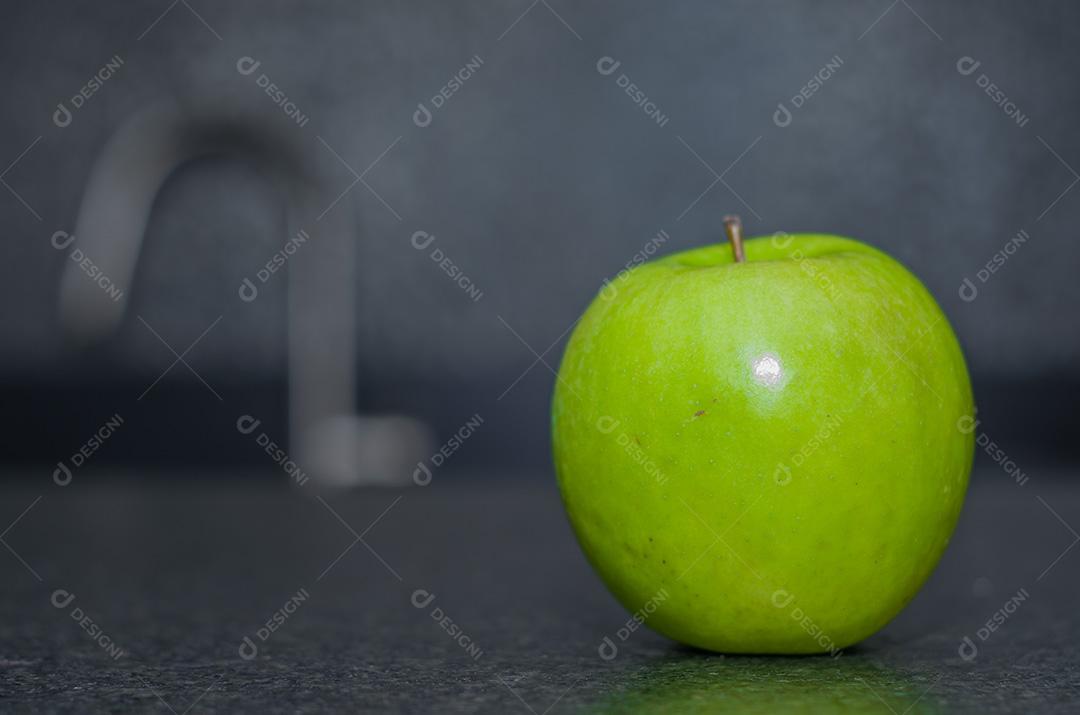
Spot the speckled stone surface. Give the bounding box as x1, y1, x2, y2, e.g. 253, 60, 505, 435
0, 467, 1077, 713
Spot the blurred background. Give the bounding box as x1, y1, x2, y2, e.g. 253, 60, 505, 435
3, 2, 1079, 712
1, 0, 1077, 484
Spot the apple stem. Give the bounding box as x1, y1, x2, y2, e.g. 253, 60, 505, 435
723, 215, 746, 263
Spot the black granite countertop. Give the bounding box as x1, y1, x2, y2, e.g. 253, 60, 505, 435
1, 467, 1077, 713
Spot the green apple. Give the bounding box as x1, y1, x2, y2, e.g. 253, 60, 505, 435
552, 225, 973, 654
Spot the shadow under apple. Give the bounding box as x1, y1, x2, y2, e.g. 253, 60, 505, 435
581, 649, 942, 714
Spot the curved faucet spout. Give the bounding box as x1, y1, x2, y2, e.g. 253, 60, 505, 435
60, 99, 430, 487
60, 102, 315, 339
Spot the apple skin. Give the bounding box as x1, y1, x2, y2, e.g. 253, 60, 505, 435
552, 234, 973, 654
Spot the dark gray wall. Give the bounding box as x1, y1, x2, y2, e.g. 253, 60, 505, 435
1, 0, 1077, 472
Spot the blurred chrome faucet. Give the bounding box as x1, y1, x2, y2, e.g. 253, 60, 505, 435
59, 100, 430, 487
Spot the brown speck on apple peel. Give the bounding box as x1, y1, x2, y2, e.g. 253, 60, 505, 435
694, 410, 706, 417
633, 435, 641, 445
711, 398, 718, 403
